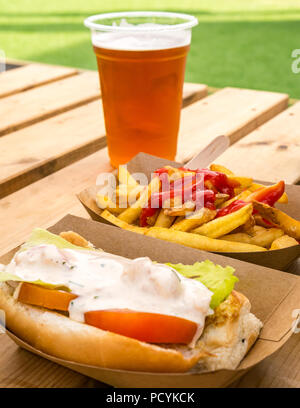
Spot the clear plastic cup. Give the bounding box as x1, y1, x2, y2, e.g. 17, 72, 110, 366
84, 11, 198, 166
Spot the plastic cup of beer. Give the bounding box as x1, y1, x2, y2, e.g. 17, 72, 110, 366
84, 11, 198, 167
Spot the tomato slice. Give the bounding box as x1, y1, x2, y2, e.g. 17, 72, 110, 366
18, 283, 77, 311
84, 309, 197, 344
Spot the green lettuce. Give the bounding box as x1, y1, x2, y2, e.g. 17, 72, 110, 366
20, 228, 93, 252
166, 260, 238, 309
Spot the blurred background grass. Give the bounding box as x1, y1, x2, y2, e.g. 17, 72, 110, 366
1, 0, 300, 98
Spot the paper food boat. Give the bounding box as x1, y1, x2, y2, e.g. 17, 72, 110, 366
78, 153, 300, 271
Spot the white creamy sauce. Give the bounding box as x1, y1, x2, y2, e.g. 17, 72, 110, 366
4, 245, 213, 346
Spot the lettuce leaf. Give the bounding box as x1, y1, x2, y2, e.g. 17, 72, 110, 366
166, 260, 238, 309
20, 228, 93, 252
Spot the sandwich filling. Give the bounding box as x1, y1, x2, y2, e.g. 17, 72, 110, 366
2, 243, 215, 346
0, 229, 241, 348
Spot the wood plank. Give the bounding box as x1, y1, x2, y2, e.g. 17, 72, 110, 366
176, 87, 289, 163
0, 72, 100, 137
215, 102, 300, 184
0, 101, 105, 198
0, 148, 111, 257
0, 63, 78, 98
0, 83, 207, 198
232, 335, 300, 388
182, 83, 207, 107
0, 334, 105, 388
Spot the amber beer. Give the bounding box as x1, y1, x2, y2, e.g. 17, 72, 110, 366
85, 12, 198, 166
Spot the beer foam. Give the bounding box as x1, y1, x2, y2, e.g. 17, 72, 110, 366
91, 21, 191, 51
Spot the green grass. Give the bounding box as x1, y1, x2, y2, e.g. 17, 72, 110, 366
1, 0, 300, 98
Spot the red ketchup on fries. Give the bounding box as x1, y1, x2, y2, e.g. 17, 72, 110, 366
140, 167, 240, 227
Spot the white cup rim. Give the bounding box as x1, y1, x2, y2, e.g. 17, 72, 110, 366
84, 11, 198, 32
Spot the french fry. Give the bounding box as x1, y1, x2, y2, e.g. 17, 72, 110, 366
209, 165, 252, 191
96, 193, 124, 215
100, 210, 147, 235
192, 204, 253, 239
164, 201, 195, 216
228, 176, 253, 190
117, 166, 138, 187
154, 210, 175, 228
145, 227, 266, 253
171, 216, 185, 226
146, 211, 159, 226
254, 214, 275, 228
118, 177, 161, 224
209, 164, 234, 176
270, 235, 298, 250
251, 225, 266, 234
248, 183, 264, 192
215, 193, 229, 208
220, 227, 284, 248
170, 208, 217, 232
168, 167, 194, 182
220, 190, 252, 208
240, 215, 255, 233
115, 184, 145, 207
253, 201, 300, 240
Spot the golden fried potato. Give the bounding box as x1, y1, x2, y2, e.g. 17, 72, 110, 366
96, 193, 124, 215
270, 235, 298, 250
154, 210, 175, 228
220, 227, 284, 248
253, 201, 300, 240
214, 193, 230, 208
192, 204, 253, 239
117, 166, 138, 187
118, 177, 160, 224
170, 208, 217, 232
209, 164, 234, 176
220, 190, 252, 209
228, 176, 253, 190
164, 201, 195, 216
100, 210, 147, 234
145, 227, 266, 253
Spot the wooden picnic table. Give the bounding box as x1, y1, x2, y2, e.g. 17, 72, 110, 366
0, 60, 299, 388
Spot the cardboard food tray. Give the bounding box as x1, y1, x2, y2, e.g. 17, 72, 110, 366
2, 214, 300, 388
78, 152, 300, 271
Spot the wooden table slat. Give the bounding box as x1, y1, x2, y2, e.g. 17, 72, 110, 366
176, 87, 289, 163
0, 83, 207, 198
0, 101, 105, 198
232, 334, 300, 388
0, 148, 111, 256
0, 63, 78, 99
215, 101, 300, 184
0, 72, 100, 137
0, 334, 104, 388
182, 83, 208, 107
